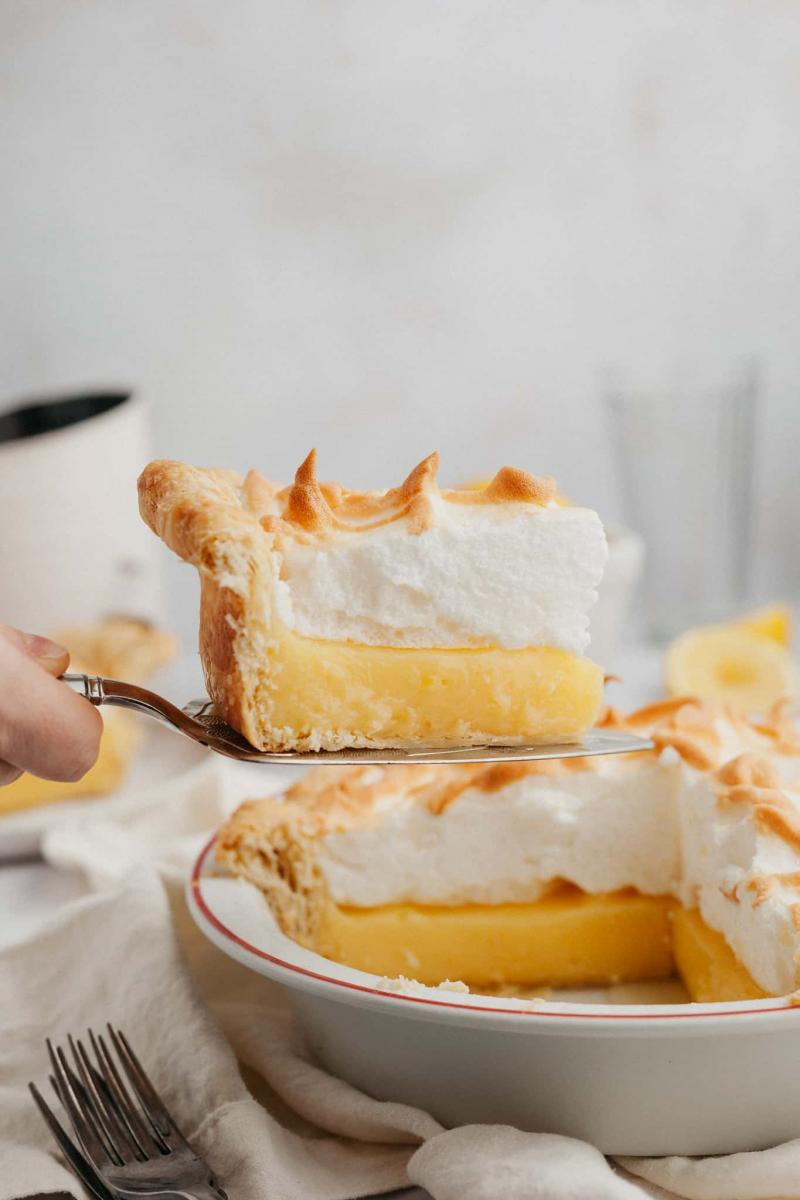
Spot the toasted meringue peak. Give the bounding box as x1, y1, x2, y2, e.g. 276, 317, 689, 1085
716, 753, 780, 790
396, 451, 440, 501
601, 696, 800, 774
620, 696, 698, 728
754, 698, 800, 754
754, 804, 800, 852
283, 449, 338, 533
443, 466, 558, 507
483, 466, 557, 505
254, 450, 562, 541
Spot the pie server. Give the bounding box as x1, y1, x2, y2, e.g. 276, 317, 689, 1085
62, 673, 653, 765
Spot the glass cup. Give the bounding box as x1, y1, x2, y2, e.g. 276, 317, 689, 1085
605, 364, 760, 641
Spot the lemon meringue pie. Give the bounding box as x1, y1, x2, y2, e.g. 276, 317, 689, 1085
138, 453, 608, 751
217, 698, 800, 1001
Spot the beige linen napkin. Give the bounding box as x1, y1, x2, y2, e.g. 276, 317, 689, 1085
1, 760, 799, 1200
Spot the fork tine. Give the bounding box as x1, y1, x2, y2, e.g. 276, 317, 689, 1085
49, 1068, 117, 1173
56, 1042, 121, 1167
50, 1065, 112, 1166
107, 1024, 180, 1140
83, 1029, 164, 1157
47, 1039, 118, 1168
91, 1028, 170, 1153
53, 1040, 126, 1169
69, 1034, 147, 1163
29, 1083, 116, 1200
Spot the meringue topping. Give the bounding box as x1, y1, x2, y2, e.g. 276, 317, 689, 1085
153, 451, 607, 654
247, 451, 607, 652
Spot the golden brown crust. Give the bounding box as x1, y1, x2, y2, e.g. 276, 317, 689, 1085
138, 459, 264, 572
198, 575, 256, 747
138, 459, 278, 748
216, 796, 330, 944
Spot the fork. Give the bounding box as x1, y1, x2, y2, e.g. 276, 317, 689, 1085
61, 672, 653, 766
29, 1025, 226, 1200
26, 1080, 115, 1200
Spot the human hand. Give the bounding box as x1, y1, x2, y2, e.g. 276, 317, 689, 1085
0, 625, 103, 786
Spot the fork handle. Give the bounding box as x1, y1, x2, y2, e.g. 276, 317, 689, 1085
61, 673, 192, 733
62, 673, 165, 713
62, 672, 107, 705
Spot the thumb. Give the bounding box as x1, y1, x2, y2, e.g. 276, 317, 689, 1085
0, 625, 70, 678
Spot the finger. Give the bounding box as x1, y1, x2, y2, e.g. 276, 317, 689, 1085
0, 634, 102, 782
0, 759, 22, 786
0, 625, 70, 678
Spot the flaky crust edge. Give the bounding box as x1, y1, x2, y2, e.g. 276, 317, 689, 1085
216, 797, 328, 946
138, 459, 280, 748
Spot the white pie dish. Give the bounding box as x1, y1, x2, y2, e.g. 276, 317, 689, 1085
189, 833, 800, 1156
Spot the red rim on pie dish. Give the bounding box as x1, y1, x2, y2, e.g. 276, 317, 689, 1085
189, 834, 800, 1025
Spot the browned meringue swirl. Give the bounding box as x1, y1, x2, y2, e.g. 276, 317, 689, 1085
241, 450, 559, 541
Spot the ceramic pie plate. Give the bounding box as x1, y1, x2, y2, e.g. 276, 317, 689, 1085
189, 833, 800, 1156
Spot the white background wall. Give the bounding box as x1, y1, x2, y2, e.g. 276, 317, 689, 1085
2, 1, 799, 641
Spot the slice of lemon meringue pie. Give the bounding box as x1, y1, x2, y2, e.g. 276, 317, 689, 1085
217, 698, 800, 1001
138, 452, 608, 751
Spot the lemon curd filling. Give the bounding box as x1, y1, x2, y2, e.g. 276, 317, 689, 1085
312, 890, 766, 1001
316, 887, 674, 988
266, 623, 604, 745
671, 906, 768, 1002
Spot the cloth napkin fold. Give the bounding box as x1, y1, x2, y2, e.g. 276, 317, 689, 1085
2, 759, 800, 1200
